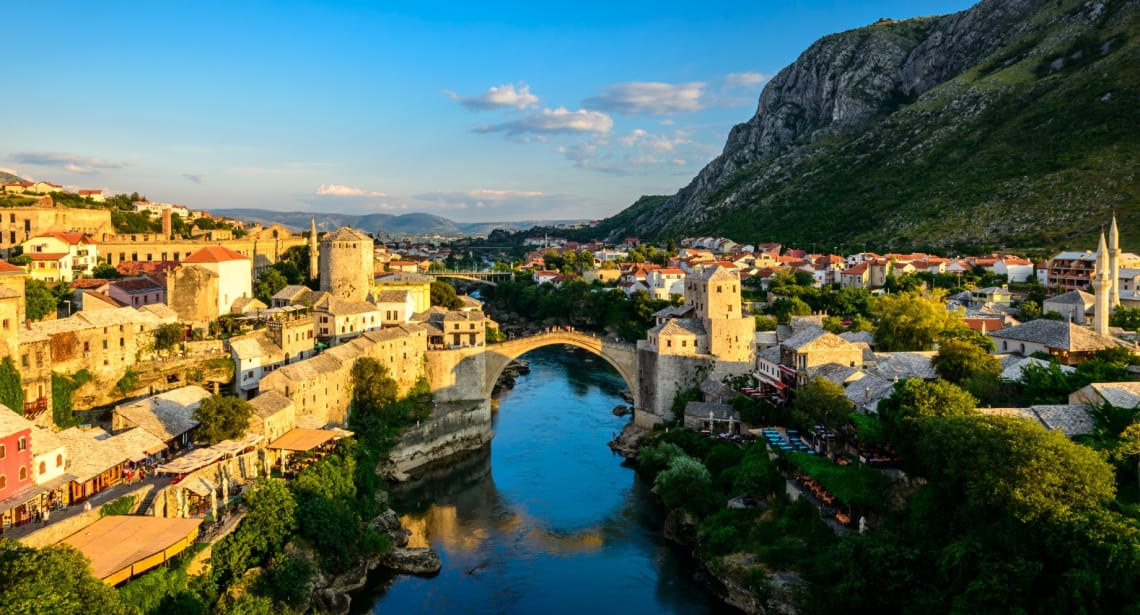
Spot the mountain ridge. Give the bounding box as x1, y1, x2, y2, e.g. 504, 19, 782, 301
595, 0, 1139, 253
211, 208, 588, 237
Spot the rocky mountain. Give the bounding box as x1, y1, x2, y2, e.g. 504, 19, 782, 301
597, 0, 1139, 253
0, 171, 27, 184
213, 208, 587, 238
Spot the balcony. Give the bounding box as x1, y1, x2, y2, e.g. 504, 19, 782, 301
23, 397, 47, 420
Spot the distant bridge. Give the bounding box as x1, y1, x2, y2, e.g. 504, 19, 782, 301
425, 270, 514, 286
483, 331, 638, 406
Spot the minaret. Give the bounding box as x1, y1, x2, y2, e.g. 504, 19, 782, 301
308, 218, 319, 281
1093, 230, 1110, 335
1110, 213, 1121, 307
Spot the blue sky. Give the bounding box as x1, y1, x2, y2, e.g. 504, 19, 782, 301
1, 0, 976, 222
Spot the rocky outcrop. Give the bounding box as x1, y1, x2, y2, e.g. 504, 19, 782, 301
607, 420, 647, 459
380, 547, 443, 575
601, 0, 1140, 250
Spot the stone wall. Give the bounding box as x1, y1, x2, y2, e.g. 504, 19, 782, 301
387, 400, 492, 476
167, 265, 219, 326
425, 347, 486, 402
151, 449, 271, 519
637, 345, 715, 424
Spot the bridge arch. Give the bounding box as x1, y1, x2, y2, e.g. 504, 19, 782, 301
482, 332, 638, 407
428, 273, 499, 287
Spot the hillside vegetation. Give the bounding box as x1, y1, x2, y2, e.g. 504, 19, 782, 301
598, 0, 1140, 254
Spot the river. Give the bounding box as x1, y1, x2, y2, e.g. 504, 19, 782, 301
353, 345, 736, 614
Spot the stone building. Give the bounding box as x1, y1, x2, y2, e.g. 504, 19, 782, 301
637, 266, 755, 422
166, 264, 219, 326
182, 246, 252, 317
0, 260, 27, 321
319, 227, 373, 302
98, 228, 305, 278
0, 203, 113, 255
230, 307, 315, 399
312, 293, 382, 346
20, 231, 99, 283
373, 272, 432, 314
375, 289, 415, 325
258, 324, 427, 427
413, 307, 487, 349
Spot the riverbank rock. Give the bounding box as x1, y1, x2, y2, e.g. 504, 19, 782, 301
381, 547, 442, 575
607, 421, 647, 459
612, 404, 630, 417
663, 508, 698, 547
368, 508, 411, 548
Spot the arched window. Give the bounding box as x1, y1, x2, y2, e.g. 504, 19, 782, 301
0, 475, 6, 489
19, 467, 28, 481
56, 454, 63, 467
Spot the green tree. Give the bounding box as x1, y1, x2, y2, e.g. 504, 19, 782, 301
91, 262, 123, 279
351, 357, 398, 418
872, 290, 961, 351
655, 455, 717, 516
0, 539, 136, 615
191, 395, 253, 444
153, 323, 185, 353
768, 296, 811, 325
877, 378, 977, 447
25, 279, 56, 321
429, 280, 464, 309
932, 339, 1001, 384
1019, 299, 1042, 320
793, 377, 853, 433
255, 268, 288, 305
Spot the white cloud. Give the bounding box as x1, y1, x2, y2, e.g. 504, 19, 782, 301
583, 82, 705, 116
10, 151, 128, 175
444, 82, 540, 111
475, 107, 613, 136
316, 184, 386, 197
724, 72, 767, 89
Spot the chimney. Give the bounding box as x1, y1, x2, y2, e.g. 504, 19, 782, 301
162, 208, 172, 239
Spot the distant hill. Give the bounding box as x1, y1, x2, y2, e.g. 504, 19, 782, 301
0, 171, 27, 184
595, 0, 1140, 254
212, 208, 588, 238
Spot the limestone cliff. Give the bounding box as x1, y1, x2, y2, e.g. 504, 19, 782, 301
600, 0, 1140, 251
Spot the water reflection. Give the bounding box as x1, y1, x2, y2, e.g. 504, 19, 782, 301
355, 346, 734, 615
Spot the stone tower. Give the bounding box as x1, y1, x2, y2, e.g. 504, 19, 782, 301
308, 218, 319, 281
1110, 213, 1121, 307
1093, 231, 1110, 335
693, 265, 754, 364
319, 227, 373, 302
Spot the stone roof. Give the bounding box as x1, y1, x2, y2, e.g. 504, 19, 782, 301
272, 285, 312, 303
374, 290, 411, 303
229, 334, 284, 361
754, 331, 780, 348
231, 297, 266, 313
272, 353, 346, 382
999, 356, 1074, 382
653, 304, 694, 319
0, 408, 34, 436
321, 227, 371, 242
114, 386, 211, 443
757, 345, 782, 364
459, 295, 483, 308
1045, 290, 1095, 306
695, 265, 739, 282
374, 272, 432, 284
782, 328, 854, 353
56, 427, 164, 482
111, 276, 164, 293
683, 401, 737, 420
249, 391, 294, 418
657, 318, 706, 337
844, 373, 895, 411
1030, 405, 1095, 437
30, 425, 64, 454
839, 331, 874, 345
808, 363, 862, 385
139, 303, 178, 322
990, 320, 1129, 352
315, 297, 378, 316
869, 351, 937, 381
1080, 382, 1140, 409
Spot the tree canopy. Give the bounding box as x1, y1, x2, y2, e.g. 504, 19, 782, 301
429, 280, 464, 309
932, 339, 1001, 384
0, 539, 136, 615
872, 290, 961, 351
192, 395, 253, 445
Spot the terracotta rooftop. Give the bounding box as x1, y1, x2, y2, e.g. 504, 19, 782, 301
182, 245, 248, 263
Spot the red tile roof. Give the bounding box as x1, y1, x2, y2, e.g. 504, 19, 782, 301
26, 252, 68, 261
116, 261, 178, 276
182, 245, 248, 263
38, 231, 97, 245
0, 260, 25, 273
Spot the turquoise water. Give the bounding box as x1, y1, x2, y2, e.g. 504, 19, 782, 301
356, 345, 734, 614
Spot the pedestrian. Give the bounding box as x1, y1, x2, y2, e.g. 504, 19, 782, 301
84, 500, 92, 513
42, 509, 50, 524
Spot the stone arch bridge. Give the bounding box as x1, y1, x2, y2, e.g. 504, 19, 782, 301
483, 331, 638, 405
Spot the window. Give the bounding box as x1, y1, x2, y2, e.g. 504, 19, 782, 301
0, 443, 5, 459
1, 319, 7, 330
18, 467, 27, 481
0, 475, 5, 490
667, 340, 672, 347
17, 437, 26, 451
39, 461, 45, 475
20, 355, 27, 367
56, 454, 62, 467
